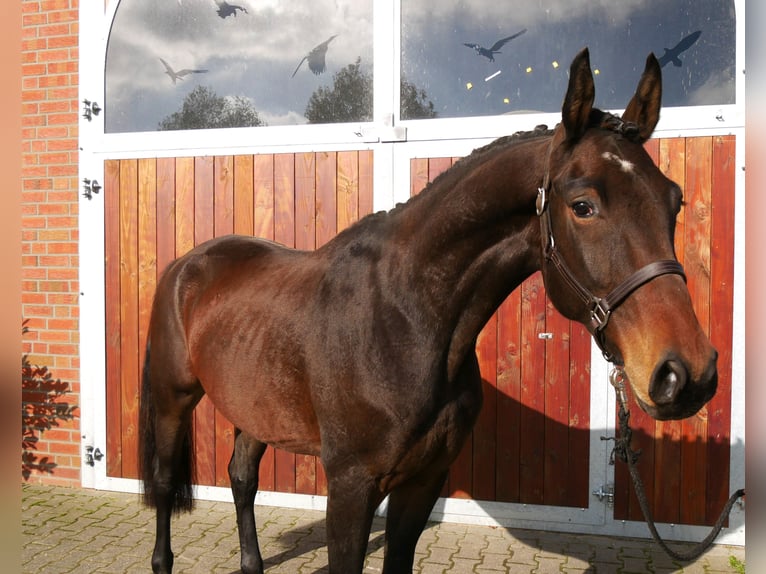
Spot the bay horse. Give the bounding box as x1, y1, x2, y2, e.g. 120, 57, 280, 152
139, 48, 718, 574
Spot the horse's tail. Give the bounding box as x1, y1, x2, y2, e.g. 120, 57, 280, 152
138, 339, 196, 513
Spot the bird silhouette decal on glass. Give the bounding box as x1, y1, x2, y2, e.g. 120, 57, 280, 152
657, 30, 702, 68
159, 58, 209, 84
463, 28, 527, 62
215, 0, 248, 19
291, 35, 338, 78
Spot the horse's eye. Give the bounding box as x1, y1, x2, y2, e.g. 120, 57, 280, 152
571, 201, 595, 218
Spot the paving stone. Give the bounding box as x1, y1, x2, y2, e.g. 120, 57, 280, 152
21, 484, 746, 574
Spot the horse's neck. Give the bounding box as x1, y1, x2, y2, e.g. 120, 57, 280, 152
395, 138, 548, 379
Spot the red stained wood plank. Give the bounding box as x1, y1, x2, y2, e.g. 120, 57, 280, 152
473, 315, 498, 501
543, 301, 570, 506
659, 138, 686, 265
316, 151, 337, 248
156, 158, 176, 274
254, 154, 275, 241
679, 137, 712, 525
175, 157, 195, 257
272, 155, 295, 248
192, 156, 217, 487
567, 322, 590, 508
496, 292, 522, 502
233, 155, 254, 236
119, 159, 140, 479
137, 158, 157, 403
519, 273, 546, 505
358, 151, 373, 217
104, 160, 122, 477
651, 138, 686, 523
214, 156, 236, 487
294, 153, 315, 251
337, 151, 359, 232
214, 155, 234, 237
410, 158, 429, 197
706, 135, 735, 524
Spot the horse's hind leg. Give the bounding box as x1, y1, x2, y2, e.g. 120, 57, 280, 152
381, 468, 448, 574
228, 430, 268, 574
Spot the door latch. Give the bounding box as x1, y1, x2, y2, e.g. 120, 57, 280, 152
84, 445, 104, 467
592, 483, 615, 507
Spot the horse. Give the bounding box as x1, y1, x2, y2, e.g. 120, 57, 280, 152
139, 48, 718, 574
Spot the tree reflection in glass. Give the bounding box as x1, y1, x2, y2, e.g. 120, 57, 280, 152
105, 0, 373, 132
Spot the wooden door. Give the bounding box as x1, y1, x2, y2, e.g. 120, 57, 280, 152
613, 136, 737, 527
104, 151, 373, 495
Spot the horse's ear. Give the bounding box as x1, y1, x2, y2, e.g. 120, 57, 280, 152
622, 53, 662, 142
561, 47, 595, 143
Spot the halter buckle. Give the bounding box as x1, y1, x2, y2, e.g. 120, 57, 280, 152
590, 299, 611, 331
536, 187, 547, 216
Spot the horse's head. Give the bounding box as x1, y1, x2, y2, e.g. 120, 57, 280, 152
539, 48, 717, 420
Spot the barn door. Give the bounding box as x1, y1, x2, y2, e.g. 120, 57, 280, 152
613, 136, 737, 527
103, 150, 374, 496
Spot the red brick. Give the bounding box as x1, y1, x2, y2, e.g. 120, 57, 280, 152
22, 63, 46, 76
40, 0, 71, 10
48, 36, 77, 49
48, 10, 77, 24
47, 269, 77, 281
39, 74, 70, 88
46, 138, 77, 151
22, 2, 42, 14
23, 13, 48, 27
39, 100, 69, 114
22, 38, 47, 51
48, 343, 78, 356
39, 23, 69, 37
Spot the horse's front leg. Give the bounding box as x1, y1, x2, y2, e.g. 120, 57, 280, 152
382, 467, 448, 573
325, 465, 385, 573
228, 430, 268, 574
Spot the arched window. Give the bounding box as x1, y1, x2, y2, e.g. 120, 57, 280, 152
105, 1, 374, 133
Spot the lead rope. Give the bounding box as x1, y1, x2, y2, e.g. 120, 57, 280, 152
607, 367, 745, 562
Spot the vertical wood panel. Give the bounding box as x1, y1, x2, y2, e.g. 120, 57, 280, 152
104, 160, 122, 477
495, 292, 521, 502
473, 316, 498, 501
410, 158, 429, 197
119, 159, 140, 479
567, 323, 590, 508
652, 138, 685, 523
156, 158, 176, 274
193, 156, 217, 487
707, 136, 735, 524
337, 151, 359, 232
233, 155, 254, 236
679, 137, 712, 525
359, 151, 374, 217
519, 273, 545, 504
544, 299, 570, 506
254, 155, 275, 240
137, 159, 157, 431
214, 155, 236, 487
175, 157, 195, 257
316, 151, 337, 248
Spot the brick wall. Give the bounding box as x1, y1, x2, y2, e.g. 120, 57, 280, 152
21, 0, 81, 486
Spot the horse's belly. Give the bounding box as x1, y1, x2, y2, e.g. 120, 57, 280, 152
199, 368, 323, 456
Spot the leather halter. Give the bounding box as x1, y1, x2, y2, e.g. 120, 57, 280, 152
536, 158, 686, 364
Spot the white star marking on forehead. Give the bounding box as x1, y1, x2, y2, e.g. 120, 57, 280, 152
602, 151, 635, 173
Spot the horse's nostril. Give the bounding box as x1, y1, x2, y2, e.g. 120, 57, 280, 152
650, 359, 688, 405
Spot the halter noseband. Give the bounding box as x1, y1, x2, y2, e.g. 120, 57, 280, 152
536, 144, 686, 364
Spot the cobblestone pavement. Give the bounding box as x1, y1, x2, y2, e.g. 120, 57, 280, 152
22, 484, 745, 573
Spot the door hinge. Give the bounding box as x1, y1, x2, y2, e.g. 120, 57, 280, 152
82, 178, 102, 200
592, 483, 615, 507
84, 445, 104, 467
82, 99, 101, 121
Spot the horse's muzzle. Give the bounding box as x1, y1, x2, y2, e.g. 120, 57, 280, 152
639, 351, 718, 420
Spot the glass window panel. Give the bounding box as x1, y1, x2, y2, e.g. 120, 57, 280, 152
105, 0, 373, 133
401, 0, 736, 120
